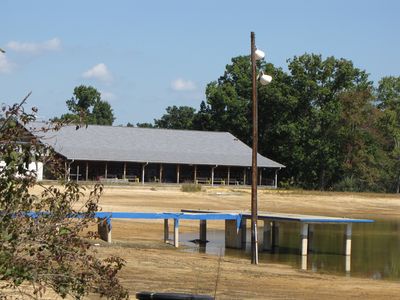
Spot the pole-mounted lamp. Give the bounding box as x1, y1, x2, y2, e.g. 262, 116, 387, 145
250, 31, 272, 265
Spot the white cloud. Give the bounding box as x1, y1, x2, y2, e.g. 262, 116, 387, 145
0, 53, 14, 73
171, 78, 197, 91
82, 63, 113, 83
6, 37, 61, 54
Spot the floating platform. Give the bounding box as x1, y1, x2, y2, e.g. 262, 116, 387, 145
96, 210, 373, 262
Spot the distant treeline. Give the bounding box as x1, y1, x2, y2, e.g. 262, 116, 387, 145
134, 54, 400, 193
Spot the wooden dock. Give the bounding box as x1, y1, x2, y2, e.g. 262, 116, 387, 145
181, 209, 373, 258
96, 210, 373, 261
95, 211, 242, 247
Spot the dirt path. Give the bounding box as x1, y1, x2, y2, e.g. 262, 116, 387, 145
33, 185, 400, 299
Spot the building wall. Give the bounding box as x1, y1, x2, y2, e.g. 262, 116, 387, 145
0, 161, 43, 181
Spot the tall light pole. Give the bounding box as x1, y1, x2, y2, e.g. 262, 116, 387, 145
250, 32, 272, 264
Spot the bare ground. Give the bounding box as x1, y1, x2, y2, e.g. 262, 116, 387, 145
33, 185, 400, 299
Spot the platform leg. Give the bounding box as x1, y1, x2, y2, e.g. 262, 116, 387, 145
345, 255, 351, 274
225, 219, 245, 249
263, 220, 272, 251
199, 220, 207, 242
301, 223, 309, 256
272, 221, 280, 251
308, 224, 315, 253
164, 219, 169, 243
301, 255, 308, 270
344, 223, 352, 256
241, 219, 247, 247
98, 218, 112, 243
174, 219, 179, 248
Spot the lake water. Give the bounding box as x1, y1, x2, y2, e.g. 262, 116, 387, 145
180, 219, 400, 281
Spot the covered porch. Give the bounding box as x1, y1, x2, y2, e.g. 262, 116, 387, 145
64, 160, 280, 188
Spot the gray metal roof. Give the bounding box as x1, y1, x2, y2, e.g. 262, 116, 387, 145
26, 122, 285, 168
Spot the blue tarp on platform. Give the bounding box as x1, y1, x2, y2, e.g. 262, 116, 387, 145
94, 212, 243, 229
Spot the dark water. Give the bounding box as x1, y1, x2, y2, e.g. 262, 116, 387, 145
180, 219, 400, 281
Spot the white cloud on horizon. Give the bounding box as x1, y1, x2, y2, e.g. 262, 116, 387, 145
82, 63, 113, 83
6, 38, 61, 54
171, 78, 197, 91
0, 53, 14, 73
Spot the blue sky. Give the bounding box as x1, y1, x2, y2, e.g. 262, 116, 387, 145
1, 0, 399, 125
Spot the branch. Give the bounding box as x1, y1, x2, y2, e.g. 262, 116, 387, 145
0, 91, 32, 132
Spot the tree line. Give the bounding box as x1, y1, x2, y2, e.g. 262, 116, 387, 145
136, 54, 400, 193
58, 54, 399, 193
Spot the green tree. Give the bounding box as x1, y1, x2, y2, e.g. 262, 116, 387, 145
60, 85, 115, 125
136, 122, 155, 128
377, 76, 400, 192
154, 106, 196, 129
283, 54, 371, 189
0, 94, 128, 299
91, 100, 114, 125
336, 89, 388, 191
198, 56, 253, 143
192, 101, 212, 130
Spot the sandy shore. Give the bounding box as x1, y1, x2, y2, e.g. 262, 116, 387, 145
33, 185, 400, 299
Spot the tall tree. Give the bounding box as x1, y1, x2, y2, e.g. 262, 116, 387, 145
60, 85, 115, 125
283, 54, 371, 189
336, 89, 388, 191
91, 100, 114, 125
377, 76, 400, 192
199, 56, 253, 143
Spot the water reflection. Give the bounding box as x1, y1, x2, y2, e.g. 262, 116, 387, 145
180, 219, 400, 281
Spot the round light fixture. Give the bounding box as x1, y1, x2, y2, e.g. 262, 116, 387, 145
254, 49, 265, 60
259, 73, 272, 85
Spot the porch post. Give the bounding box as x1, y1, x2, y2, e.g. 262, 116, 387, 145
211, 166, 215, 186
176, 164, 180, 184
159, 164, 163, 183
227, 167, 231, 186
67, 162, 71, 182
85, 162, 89, 181
76, 165, 80, 183
104, 162, 108, 179
194, 165, 197, 183
259, 168, 262, 186
274, 169, 278, 189
142, 163, 146, 185
123, 162, 127, 180
243, 168, 246, 185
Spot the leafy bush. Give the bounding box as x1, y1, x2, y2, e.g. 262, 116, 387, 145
333, 176, 361, 192
181, 183, 202, 192
0, 94, 128, 299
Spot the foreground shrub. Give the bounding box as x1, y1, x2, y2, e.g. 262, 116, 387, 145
181, 183, 202, 192
0, 94, 128, 299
